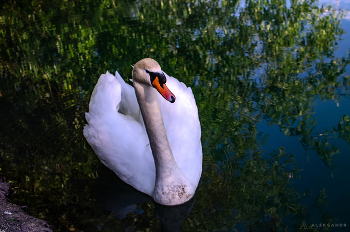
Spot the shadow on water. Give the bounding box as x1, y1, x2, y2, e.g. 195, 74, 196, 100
95, 164, 194, 232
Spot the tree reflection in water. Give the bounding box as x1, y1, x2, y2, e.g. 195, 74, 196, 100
0, 0, 349, 231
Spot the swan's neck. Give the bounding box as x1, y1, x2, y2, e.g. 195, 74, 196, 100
133, 82, 195, 205
133, 82, 175, 170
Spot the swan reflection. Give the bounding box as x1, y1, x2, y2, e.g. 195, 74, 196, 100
95, 164, 195, 231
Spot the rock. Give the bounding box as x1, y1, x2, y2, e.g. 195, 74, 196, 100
0, 178, 53, 232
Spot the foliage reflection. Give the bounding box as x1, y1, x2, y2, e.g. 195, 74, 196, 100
0, 0, 349, 231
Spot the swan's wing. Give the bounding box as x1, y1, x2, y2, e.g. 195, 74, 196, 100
158, 74, 202, 188
114, 71, 143, 124
84, 72, 155, 195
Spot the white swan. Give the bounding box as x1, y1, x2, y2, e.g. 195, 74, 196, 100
83, 58, 202, 205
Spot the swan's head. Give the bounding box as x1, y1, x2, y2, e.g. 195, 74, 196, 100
132, 58, 176, 103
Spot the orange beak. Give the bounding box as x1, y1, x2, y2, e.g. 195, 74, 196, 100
152, 77, 176, 103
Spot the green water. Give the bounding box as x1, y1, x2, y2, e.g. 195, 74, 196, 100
0, 0, 349, 231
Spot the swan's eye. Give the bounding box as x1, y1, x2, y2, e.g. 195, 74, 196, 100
146, 70, 166, 87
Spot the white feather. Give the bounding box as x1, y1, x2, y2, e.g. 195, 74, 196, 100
84, 69, 202, 203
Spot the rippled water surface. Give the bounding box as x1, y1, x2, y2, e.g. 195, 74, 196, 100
0, 0, 349, 231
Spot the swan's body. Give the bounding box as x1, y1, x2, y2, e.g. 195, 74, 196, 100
84, 58, 202, 205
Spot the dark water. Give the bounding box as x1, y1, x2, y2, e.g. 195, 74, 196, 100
0, 0, 349, 231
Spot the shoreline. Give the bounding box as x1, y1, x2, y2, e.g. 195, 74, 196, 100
0, 179, 53, 232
